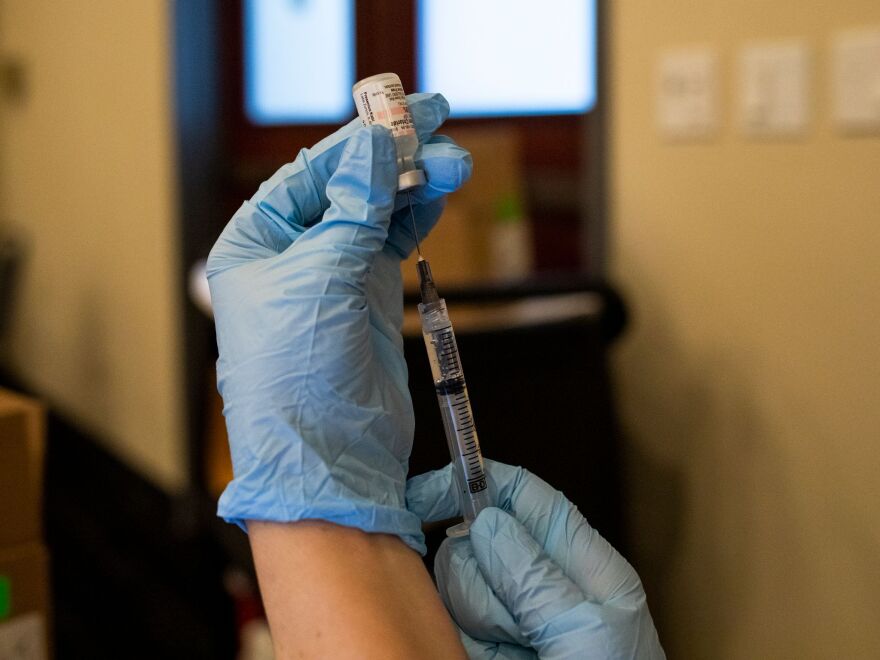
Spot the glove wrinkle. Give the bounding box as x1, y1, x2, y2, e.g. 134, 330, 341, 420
299, 147, 328, 223
405, 463, 458, 522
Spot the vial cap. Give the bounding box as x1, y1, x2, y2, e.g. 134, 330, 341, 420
398, 169, 426, 191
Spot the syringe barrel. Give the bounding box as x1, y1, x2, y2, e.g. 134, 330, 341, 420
418, 299, 491, 533
418, 300, 460, 383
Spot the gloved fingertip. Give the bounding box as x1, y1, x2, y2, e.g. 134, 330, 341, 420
344, 124, 396, 163
405, 464, 459, 521
409, 93, 451, 139
409, 91, 450, 116
408, 144, 473, 205
431, 92, 451, 118
482, 460, 530, 512
406, 463, 454, 494
425, 134, 456, 145
426, 147, 473, 191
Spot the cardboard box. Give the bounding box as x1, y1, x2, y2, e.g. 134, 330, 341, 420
0, 542, 50, 659
0, 389, 45, 549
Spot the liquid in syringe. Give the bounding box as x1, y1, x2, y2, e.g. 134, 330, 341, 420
416, 258, 491, 536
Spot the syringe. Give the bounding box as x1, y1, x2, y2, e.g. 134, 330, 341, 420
414, 245, 491, 537
353, 73, 490, 536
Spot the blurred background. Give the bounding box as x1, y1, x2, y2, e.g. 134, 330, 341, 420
0, 0, 878, 658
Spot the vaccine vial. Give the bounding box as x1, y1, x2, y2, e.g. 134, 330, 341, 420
352, 73, 426, 191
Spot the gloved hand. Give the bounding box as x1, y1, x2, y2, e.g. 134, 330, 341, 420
208, 93, 472, 554
406, 460, 666, 659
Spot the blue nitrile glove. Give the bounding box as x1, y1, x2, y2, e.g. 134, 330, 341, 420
406, 460, 666, 659
207, 93, 472, 554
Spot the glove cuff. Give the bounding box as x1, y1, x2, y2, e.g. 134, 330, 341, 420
218, 487, 427, 556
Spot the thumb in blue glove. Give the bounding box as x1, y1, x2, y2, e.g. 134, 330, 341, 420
406, 460, 666, 659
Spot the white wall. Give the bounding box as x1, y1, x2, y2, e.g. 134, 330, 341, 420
0, 1, 185, 492
610, 1, 880, 657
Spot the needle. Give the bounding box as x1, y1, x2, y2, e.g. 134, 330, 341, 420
405, 191, 422, 258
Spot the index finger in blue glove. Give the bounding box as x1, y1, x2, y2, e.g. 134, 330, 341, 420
283, 125, 398, 287
483, 469, 646, 607
469, 508, 656, 660
469, 509, 587, 642
435, 536, 529, 648
208, 93, 450, 273
406, 463, 460, 521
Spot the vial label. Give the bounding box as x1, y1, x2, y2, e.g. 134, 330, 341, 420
354, 80, 416, 138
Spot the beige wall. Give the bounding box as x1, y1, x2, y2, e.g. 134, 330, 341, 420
610, 1, 880, 658
0, 1, 185, 491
